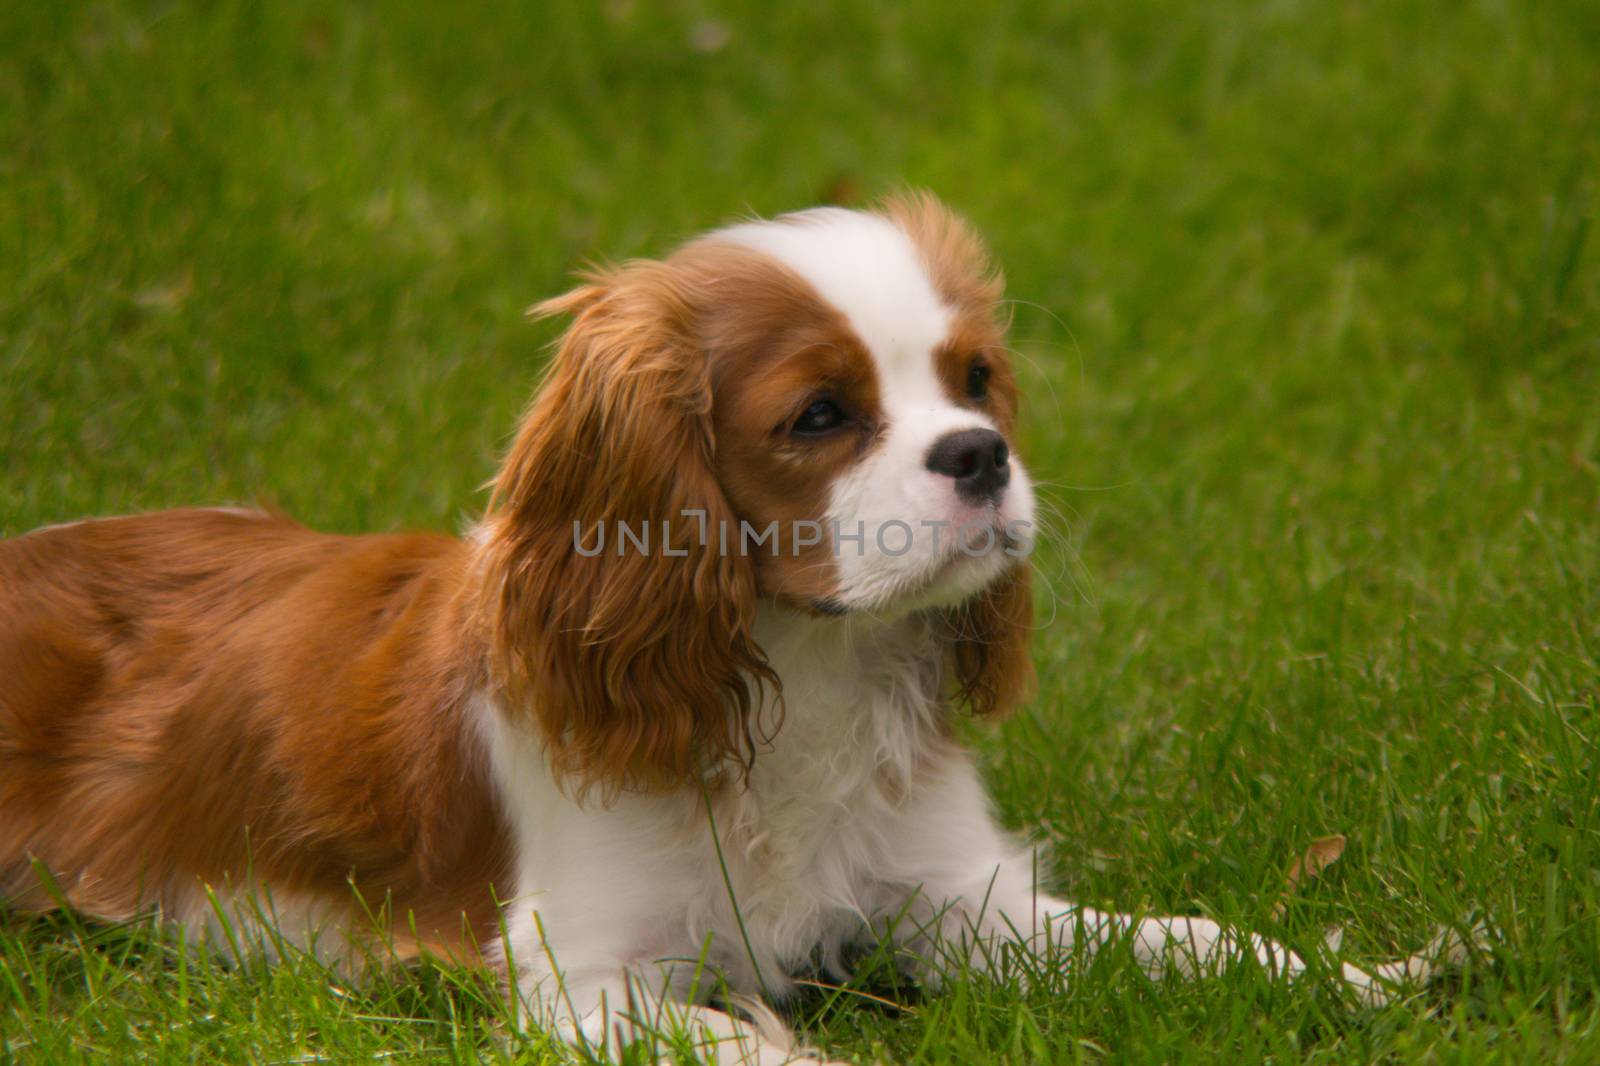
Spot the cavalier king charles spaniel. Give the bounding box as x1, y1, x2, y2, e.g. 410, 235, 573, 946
1, 194, 1460, 1063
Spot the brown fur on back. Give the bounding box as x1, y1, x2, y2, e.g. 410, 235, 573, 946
0, 509, 510, 957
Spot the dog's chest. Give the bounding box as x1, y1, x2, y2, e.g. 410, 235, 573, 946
689, 622, 945, 975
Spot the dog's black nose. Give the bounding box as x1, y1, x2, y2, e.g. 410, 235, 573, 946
925, 428, 1011, 505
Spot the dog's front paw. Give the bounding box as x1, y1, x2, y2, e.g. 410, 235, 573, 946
1354, 918, 1492, 1007
653, 1046, 858, 1066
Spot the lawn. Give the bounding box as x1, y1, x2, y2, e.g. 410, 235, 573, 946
3, 1, 1598, 1061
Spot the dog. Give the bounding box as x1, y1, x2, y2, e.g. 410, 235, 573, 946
1, 194, 1459, 1063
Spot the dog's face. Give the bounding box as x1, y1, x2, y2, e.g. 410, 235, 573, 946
703, 204, 1034, 617
485, 193, 1034, 793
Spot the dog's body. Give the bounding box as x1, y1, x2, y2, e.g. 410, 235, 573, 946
0, 510, 505, 951
2, 197, 1454, 1064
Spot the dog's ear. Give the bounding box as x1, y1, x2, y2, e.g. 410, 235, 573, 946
943, 562, 1034, 720
480, 263, 772, 800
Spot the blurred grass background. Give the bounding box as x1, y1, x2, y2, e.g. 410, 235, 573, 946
2, 1, 1598, 1062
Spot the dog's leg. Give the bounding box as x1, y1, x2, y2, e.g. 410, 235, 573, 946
630, 992, 840, 1066
496, 910, 837, 1066
873, 743, 1465, 1007
513, 962, 836, 1065
922, 896, 1464, 1008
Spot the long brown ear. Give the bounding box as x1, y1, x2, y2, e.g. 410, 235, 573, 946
479, 263, 773, 799
944, 563, 1034, 719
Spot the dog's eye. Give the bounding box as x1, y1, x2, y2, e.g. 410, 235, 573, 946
966, 361, 991, 401
791, 398, 846, 437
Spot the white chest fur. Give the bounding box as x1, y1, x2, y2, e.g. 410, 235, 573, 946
480, 607, 955, 1001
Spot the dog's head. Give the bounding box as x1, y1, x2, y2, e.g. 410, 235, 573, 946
481, 192, 1035, 796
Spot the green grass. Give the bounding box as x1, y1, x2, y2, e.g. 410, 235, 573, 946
3, 0, 1598, 1061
